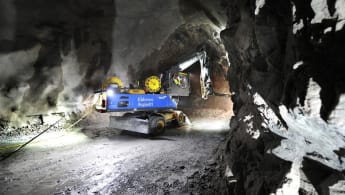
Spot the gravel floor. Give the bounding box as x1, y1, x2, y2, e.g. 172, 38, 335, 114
0, 124, 227, 195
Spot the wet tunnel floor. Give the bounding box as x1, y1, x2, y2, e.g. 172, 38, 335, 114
0, 125, 227, 194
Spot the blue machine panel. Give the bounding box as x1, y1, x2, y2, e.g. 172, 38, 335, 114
106, 92, 177, 112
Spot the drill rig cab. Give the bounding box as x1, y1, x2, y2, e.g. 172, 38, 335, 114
94, 50, 213, 135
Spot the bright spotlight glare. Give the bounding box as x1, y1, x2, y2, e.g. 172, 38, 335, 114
30, 130, 88, 148
185, 116, 192, 125
106, 89, 115, 96
190, 119, 229, 132
43, 114, 63, 125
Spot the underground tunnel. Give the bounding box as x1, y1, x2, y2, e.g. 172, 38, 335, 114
0, 0, 344, 194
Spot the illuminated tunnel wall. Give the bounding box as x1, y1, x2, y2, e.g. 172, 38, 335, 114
0, 0, 232, 128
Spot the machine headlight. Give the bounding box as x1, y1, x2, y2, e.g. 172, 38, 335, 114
106, 89, 115, 96
106, 84, 119, 96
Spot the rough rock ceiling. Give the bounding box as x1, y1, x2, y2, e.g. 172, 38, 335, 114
0, 0, 229, 126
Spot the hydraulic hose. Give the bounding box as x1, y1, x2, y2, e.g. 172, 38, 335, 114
0, 103, 95, 162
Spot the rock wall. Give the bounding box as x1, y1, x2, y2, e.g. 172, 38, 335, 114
1, 0, 343, 193
220, 0, 345, 194
0, 0, 115, 126
0, 0, 231, 129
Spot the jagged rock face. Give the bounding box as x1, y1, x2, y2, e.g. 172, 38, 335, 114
136, 23, 232, 119
0, 0, 219, 125
0, 0, 230, 127
1, 0, 343, 193
220, 0, 345, 194
0, 0, 115, 125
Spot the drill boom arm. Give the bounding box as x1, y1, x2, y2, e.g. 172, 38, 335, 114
177, 51, 207, 71
168, 50, 213, 99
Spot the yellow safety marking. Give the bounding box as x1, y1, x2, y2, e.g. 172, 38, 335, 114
145, 76, 161, 93
162, 113, 174, 121
157, 120, 165, 128
127, 89, 146, 94
102, 76, 124, 90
